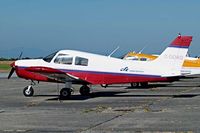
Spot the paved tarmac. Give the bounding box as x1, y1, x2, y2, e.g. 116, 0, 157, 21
0, 75, 200, 132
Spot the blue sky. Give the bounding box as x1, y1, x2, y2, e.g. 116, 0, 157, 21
0, 0, 200, 58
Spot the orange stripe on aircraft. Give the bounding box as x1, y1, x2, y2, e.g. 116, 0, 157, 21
124, 52, 200, 68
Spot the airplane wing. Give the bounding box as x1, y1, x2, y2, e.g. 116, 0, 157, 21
161, 74, 181, 78
25, 66, 90, 84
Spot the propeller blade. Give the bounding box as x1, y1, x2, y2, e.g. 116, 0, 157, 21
7, 51, 22, 79
8, 67, 15, 79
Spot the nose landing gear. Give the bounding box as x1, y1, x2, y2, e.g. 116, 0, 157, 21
23, 85, 34, 97
23, 80, 36, 97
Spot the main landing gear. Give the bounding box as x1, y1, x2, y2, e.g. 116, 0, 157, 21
130, 82, 148, 88
59, 82, 73, 99
79, 85, 90, 96
59, 82, 91, 99
60, 85, 91, 99
60, 88, 73, 99
130, 82, 139, 88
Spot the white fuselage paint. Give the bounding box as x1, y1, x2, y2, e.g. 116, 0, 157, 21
15, 47, 188, 78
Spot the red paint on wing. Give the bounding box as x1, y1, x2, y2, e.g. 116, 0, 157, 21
26, 66, 64, 74
15, 67, 59, 82
67, 71, 177, 84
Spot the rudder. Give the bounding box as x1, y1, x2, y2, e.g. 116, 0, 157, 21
153, 34, 193, 77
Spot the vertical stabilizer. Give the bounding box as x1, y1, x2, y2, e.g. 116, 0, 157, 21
153, 35, 193, 77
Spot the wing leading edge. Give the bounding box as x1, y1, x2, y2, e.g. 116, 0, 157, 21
25, 66, 90, 84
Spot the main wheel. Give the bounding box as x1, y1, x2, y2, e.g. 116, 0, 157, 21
79, 85, 90, 96
140, 82, 148, 88
60, 88, 71, 99
131, 83, 139, 88
23, 85, 34, 97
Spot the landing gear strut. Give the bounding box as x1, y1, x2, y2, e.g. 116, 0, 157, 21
130, 82, 149, 88
79, 85, 90, 96
23, 80, 36, 97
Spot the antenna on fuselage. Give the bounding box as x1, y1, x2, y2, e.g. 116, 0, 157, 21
108, 46, 120, 57
138, 44, 148, 54
131, 44, 149, 58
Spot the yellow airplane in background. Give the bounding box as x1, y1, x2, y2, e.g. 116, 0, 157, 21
123, 51, 200, 76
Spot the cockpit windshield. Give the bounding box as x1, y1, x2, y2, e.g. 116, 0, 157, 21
43, 52, 58, 63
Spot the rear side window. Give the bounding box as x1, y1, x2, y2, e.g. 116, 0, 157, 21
75, 57, 88, 66
54, 54, 73, 65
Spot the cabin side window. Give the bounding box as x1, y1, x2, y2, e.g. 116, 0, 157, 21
75, 57, 88, 66
54, 54, 73, 65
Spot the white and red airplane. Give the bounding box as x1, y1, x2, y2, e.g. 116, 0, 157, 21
8, 35, 192, 99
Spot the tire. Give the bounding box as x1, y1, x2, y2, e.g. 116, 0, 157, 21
23, 86, 34, 97
60, 88, 71, 99
79, 85, 90, 96
140, 82, 148, 88
131, 83, 139, 88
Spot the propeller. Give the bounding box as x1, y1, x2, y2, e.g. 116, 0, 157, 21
8, 52, 23, 79
8, 62, 15, 79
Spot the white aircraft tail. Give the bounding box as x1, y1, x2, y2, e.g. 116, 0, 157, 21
152, 35, 193, 77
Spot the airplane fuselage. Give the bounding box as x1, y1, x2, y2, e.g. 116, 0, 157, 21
14, 50, 178, 85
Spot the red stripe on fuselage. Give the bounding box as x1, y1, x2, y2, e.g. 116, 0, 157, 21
15, 67, 178, 84
67, 71, 176, 84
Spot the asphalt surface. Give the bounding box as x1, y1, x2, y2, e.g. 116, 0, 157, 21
0, 75, 200, 132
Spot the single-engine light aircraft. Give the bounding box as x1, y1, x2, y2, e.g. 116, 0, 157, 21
8, 35, 192, 99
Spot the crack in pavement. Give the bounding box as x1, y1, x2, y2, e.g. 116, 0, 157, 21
78, 98, 168, 132
79, 113, 124, 133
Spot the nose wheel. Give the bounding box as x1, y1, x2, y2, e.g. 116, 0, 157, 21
23, 85, 34, 97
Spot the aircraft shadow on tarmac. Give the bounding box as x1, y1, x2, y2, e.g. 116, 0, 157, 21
43, 91, 200, 101
109, 83, 200, 89
32, 83, 200, 101
180, 76, 198, 79
126, 84, 169, 89
103, 83, 171, 89
126, 84, 200, 89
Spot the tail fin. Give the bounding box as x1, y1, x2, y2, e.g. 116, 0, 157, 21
153, 35, 193, 77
